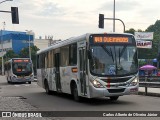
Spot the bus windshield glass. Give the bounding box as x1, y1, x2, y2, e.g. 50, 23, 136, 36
89, 34, 138, 77
12, 61, 32, 76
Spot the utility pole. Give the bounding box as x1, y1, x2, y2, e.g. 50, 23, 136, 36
26, 30, 33, 60
113, 0, 115, 32
1, 22, 5, 75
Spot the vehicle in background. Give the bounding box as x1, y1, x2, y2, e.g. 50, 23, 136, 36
4, 58, 34, 84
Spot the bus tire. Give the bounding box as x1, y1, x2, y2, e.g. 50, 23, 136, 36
7, 77, 10, 84
28, 81, 31, 84
72, 84, 80, 102
110, 96, 119, 101
44, 80, 52, 95
7, 80, 11, 84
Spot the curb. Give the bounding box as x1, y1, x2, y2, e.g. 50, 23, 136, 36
138, 92, 160, 97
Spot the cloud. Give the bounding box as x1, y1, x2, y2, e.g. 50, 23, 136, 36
99, 0, 140, 12
34, 2, 65, 17
15, 0, 64, 17
2, 0, 160, 40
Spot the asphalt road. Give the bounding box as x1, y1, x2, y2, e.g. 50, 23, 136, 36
0, 75, 160, 120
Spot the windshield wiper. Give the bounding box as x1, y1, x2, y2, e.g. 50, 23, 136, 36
110, 47, 114, 62
118, 46, 127, 64
101, 46, 114, 62
101, 45, 111, 56
120, 46, 126, 57
118, 48, 120, 64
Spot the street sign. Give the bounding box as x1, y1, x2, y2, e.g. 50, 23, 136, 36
135, 32, 153, 40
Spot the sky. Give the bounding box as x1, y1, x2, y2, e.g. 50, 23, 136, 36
0, 0, 160, 40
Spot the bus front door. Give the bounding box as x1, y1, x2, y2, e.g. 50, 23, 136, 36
54, 53, 61, 92
78, 47, 87, 96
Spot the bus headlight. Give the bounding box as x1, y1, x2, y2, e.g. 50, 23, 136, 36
30, 74, 34, 77
12, 76, 17, 80
91, 80, 104, 88
130, 77, 139, 86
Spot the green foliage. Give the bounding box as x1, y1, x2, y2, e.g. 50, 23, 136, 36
138, 60, 147, 67
19, 46, 40, 74
146, 20, 160, 35
4, 50, 19, 62
3, 45, 40, 74
19, 48, 29, 58
125, 28, 135, 35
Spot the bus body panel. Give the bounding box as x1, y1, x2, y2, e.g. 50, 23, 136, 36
37, 69, 43, 87
60, 66, 78, 94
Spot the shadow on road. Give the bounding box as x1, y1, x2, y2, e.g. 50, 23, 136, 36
0, 82, 29, 86
26, 91, 135, 106
0, 82, 8, 86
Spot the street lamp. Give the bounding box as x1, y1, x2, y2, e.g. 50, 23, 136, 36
25, 30, 33, 60
0, 0, 13, 4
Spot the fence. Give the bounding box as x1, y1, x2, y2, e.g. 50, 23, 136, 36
139, 76, 160, 95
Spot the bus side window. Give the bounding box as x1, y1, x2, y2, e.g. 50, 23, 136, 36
60, 45, 69, 67
69, 43, 77, 66
37, 55, 39, 69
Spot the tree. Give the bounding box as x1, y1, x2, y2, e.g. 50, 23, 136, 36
30, 46, 39, 75
125, 28, 136, 35
4, 50, 19, 62
146, 20, 160, 35
19, 47, 29, 58
19, 45, 40, 74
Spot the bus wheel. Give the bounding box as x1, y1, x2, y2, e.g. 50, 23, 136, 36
45, 81, 52, 95
110, 96, 119, 101
7, 80, 11, 84
72, 84, 80, 102
7, 77, 10, 84
28, 81, 31, 84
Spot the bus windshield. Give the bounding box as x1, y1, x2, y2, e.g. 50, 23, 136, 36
89, 34, 138, 77
12, 62, 32, 76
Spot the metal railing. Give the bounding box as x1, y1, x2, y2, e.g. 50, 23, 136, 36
139, 76, 160, 95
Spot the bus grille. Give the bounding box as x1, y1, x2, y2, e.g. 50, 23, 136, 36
108, 88, 126, 93
102, 77, 132, 83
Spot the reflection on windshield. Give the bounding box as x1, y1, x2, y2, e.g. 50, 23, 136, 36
12, 62, 32, 75
90, 45, 138, 76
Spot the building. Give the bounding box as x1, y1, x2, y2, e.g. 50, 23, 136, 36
34, 36, 61, 50
0, 30, 34, 57
34, 37, 49, 50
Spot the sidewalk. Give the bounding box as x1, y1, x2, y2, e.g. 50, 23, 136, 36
138, 87, 160, 97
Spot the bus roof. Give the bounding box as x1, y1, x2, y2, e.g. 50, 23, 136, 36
37, 32, 134, 55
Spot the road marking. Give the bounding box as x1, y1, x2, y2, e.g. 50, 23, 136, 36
14, 85, 20, 87
13, 83, 37, 87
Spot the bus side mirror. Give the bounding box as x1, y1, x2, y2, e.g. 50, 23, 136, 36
88, 50, 92, 59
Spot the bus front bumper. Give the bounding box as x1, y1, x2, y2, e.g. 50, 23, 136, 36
89, 84, 139, 98
11, 76, 34, 83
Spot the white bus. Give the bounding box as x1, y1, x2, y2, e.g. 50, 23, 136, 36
37, 33, 139, 101
4, 58, 34, 84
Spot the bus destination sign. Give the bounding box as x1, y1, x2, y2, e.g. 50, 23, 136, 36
13, 59, 30, 63
94, 37, 129, 43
